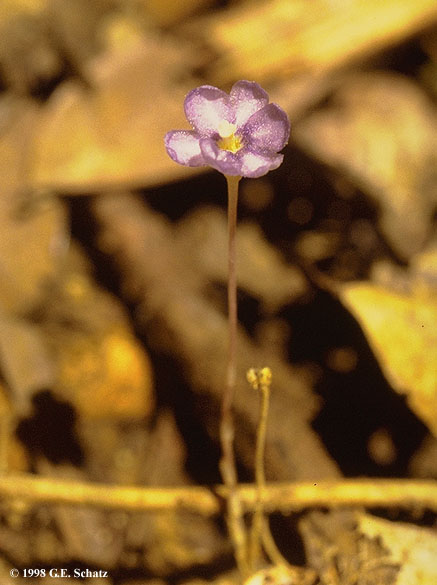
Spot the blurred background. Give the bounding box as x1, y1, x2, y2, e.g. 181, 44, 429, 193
0, 0, 437, 583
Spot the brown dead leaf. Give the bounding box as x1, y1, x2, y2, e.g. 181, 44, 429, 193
0, 0, 47, 16
36, 462, 125, 568
175, 207, 306, 312
244, 564, 316, 585
198, 0, 437, 85
0, 315, 55, 414
300, 510, 398, 585
340, 281, 437, 436
411, 241, 437, 292
133, 0, 212, 27
120, 412, 228, 576
358, 512, 437, 585
31, 28, 199, 192
42, 246, 154, 421
0, 0, 66, 95
0, 100, 68, 314
294, 73, 437, 259
57, 328, 154, 420
0, 381, 29, 471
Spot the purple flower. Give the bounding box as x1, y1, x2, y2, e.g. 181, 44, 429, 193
165, 81, 290, 178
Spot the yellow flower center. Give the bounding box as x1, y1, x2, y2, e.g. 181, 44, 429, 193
217, 120, 243, 153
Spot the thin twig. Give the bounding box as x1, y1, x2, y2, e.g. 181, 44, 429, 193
0, 475, 436, 514
219, 174, 249, 577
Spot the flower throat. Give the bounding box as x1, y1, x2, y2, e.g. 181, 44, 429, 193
217, 121, 243, 153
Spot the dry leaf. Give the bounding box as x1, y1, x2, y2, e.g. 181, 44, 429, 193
244, 564, 315, 585
120, 412, 228, 576
0, 0, 62, 93
0, 100, 68, 314
300, 509, 398, 585
31, 28, 198, 192
294, 73, 437, 259
411, 241, 437, 292
193, 0, 437, 84
133, 0, 212, 27
175, 207, 306, 312
0, 315, 55, 414
42, 246, 155, 421
358, 512, 437, 585
0, 0, 47, 18
340, 281, 437, 436
57, 328, 154, 420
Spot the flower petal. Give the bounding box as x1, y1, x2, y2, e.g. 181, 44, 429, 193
199, 138, 242, 176
230, 80, 269, 128
184, 85, 233, 136
238, 150, 284, 178
200, 139, 283, 178
242, 103, 290, 153
164, 130, 206, 167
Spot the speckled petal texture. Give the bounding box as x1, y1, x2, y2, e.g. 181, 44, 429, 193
242, 104, 290, 153
184, 86, 233, 136
230, 80, 269, 128
239, 150, 284, 178
165, 80, 290, 178
164, 130, 206, 167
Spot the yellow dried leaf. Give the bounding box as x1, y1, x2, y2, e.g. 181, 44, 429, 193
0, 0, 47, 19
358, 512, 437, 585
58, 329, 154, 420
0, 316, 55, 413
133, 0, 212, 27
0, 101, 68, 314
31, 32, 198, 192
42, 245, 155, 421
244, 564, 314, 585
175, 207, 306, 312
294, 73, 437, 259
341, 282, 437, 436
201, 0, 437, 84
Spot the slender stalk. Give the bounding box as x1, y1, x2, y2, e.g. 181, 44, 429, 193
219, 174, 249, 577
247, 368, 292, 569
224, 174, 239, 424
247, 368, 272, 570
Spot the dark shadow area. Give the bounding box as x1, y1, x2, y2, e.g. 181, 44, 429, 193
16, 389, 84, 466
282, 290, 428, 477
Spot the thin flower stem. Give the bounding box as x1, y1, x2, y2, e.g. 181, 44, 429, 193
247, 368, 272, 570
224, 174, 239, 426
219, 174, 249, 578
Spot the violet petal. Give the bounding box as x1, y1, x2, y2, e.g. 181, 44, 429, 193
238, 149, 284, 178
164, 130, 206, 167
230, 80, 269, 128
199, 138, 242, 176
184, 86, 233, 136
242, 103, 290, 153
